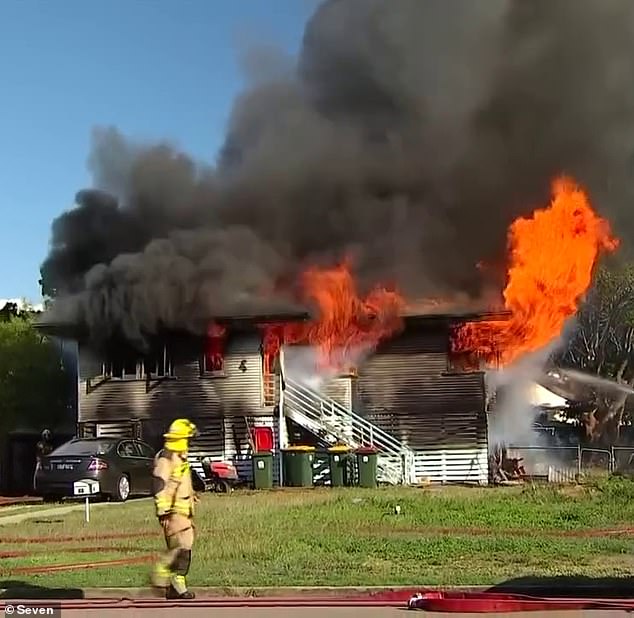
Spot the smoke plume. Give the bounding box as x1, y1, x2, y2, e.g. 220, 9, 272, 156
41, 0, 634, 344
487, 318, 577, 447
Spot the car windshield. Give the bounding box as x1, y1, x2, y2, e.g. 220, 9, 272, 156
50, 440, 116, 456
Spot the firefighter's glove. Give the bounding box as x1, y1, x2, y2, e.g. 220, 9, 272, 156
158, 512, 171, 525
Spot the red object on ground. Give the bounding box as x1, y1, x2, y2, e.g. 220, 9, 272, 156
0, 531, 155, 544
407, 591, 634, 612
3, 554, 155, 575
3, 590, 634, 611
207, 461, 239, 480
0, 546, 149, 559
0, 596, 411, 610
5, 591, 634, 610
251, 426, 274, 452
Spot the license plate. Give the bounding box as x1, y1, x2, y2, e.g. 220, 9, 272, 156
56, 464, 74, 470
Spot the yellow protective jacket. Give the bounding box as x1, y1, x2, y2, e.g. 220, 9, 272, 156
152, 449, 195, 519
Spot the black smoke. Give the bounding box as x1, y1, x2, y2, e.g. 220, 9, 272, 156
41, 0, 634, 344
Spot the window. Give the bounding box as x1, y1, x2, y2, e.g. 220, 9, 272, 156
448, 321, 504, 372
203, 323, 227, 376
136, 441, 155, 459
52, 439, 116, 456
103, 355, 142, 380
447, 350, 501, 373
103, 345, 174, 380
117, 441, 137, 458
143, 345, 174, 378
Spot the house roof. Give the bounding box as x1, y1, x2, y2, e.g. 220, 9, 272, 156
34, 303, 510, 341
402, 310, 511, 326
34, 310, 313, 340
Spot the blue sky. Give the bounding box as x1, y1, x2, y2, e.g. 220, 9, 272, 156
0, 0, 317, 302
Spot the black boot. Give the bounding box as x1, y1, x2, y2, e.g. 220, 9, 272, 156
166, 584, 195, 600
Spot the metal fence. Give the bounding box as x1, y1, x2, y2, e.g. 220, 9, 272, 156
506, 445, 623, 480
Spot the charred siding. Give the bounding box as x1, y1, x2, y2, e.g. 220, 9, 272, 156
356, 326, 487, 472
78, 345, 102, 381
78, 334, 267, 423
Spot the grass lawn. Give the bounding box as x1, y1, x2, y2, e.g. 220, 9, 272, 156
2, 478, 634, 589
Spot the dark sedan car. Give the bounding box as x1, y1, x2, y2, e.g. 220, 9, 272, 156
34, 437, 157, 502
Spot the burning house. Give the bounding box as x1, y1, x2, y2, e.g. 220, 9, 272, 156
35, 2, 634, 485
37, 304, 508, 486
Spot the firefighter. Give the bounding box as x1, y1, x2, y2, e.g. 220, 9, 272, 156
150, 418, 199, 599
36, 429, 53, 461
34, 429, 53, 491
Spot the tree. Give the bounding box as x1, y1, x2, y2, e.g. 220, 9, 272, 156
559, 263, 634, 444
0, 316, 70, 436
0, 301, 41, 322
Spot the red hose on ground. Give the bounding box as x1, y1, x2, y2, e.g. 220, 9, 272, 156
0, 546, 150, 559
3, 554, 155, 575
0, 532, 155, 544
3, 591, 634, 611
0, 597, 408, 609
407, 591, 634, 612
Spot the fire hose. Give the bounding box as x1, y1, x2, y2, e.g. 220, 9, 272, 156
407, 590, 634, 612
3, 590, 634, 612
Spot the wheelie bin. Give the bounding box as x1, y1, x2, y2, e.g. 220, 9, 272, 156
356, 446, 379, 488
282, 445, 315, 487
252, 452, 274, 489
328, 444, 353, 487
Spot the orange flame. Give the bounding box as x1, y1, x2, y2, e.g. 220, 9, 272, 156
452, 176, 619, 367
261, 260, 405, 373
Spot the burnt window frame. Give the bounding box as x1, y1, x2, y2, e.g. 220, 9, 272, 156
102, 344, 175, 381
143, 344, 175, 379
201, 325, 228, 379
102, 357, 143, 381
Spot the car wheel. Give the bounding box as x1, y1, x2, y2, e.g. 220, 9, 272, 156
114, 474, 130, 502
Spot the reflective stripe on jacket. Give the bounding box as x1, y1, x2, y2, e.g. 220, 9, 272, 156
152, 449, 195, 518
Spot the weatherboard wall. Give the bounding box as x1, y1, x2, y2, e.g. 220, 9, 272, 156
356, 324, 489, 483
75, 320, 489, 484
77, 334, 269, 423
322, 375, 353, 410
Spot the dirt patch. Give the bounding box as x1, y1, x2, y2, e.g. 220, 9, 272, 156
557, 485, 597, 499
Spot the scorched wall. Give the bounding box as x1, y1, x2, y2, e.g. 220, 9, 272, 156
78, 333, 268, 423
356, 321, 489, 483
76, 331, 280, 481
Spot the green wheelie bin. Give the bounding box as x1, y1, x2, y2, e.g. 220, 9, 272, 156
282, 446, 315, 487
328, 444, 353, 487
356, 446, 379, 488
252, 452, 274, 489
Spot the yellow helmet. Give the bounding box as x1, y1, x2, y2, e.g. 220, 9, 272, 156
164, 418, 198, 441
